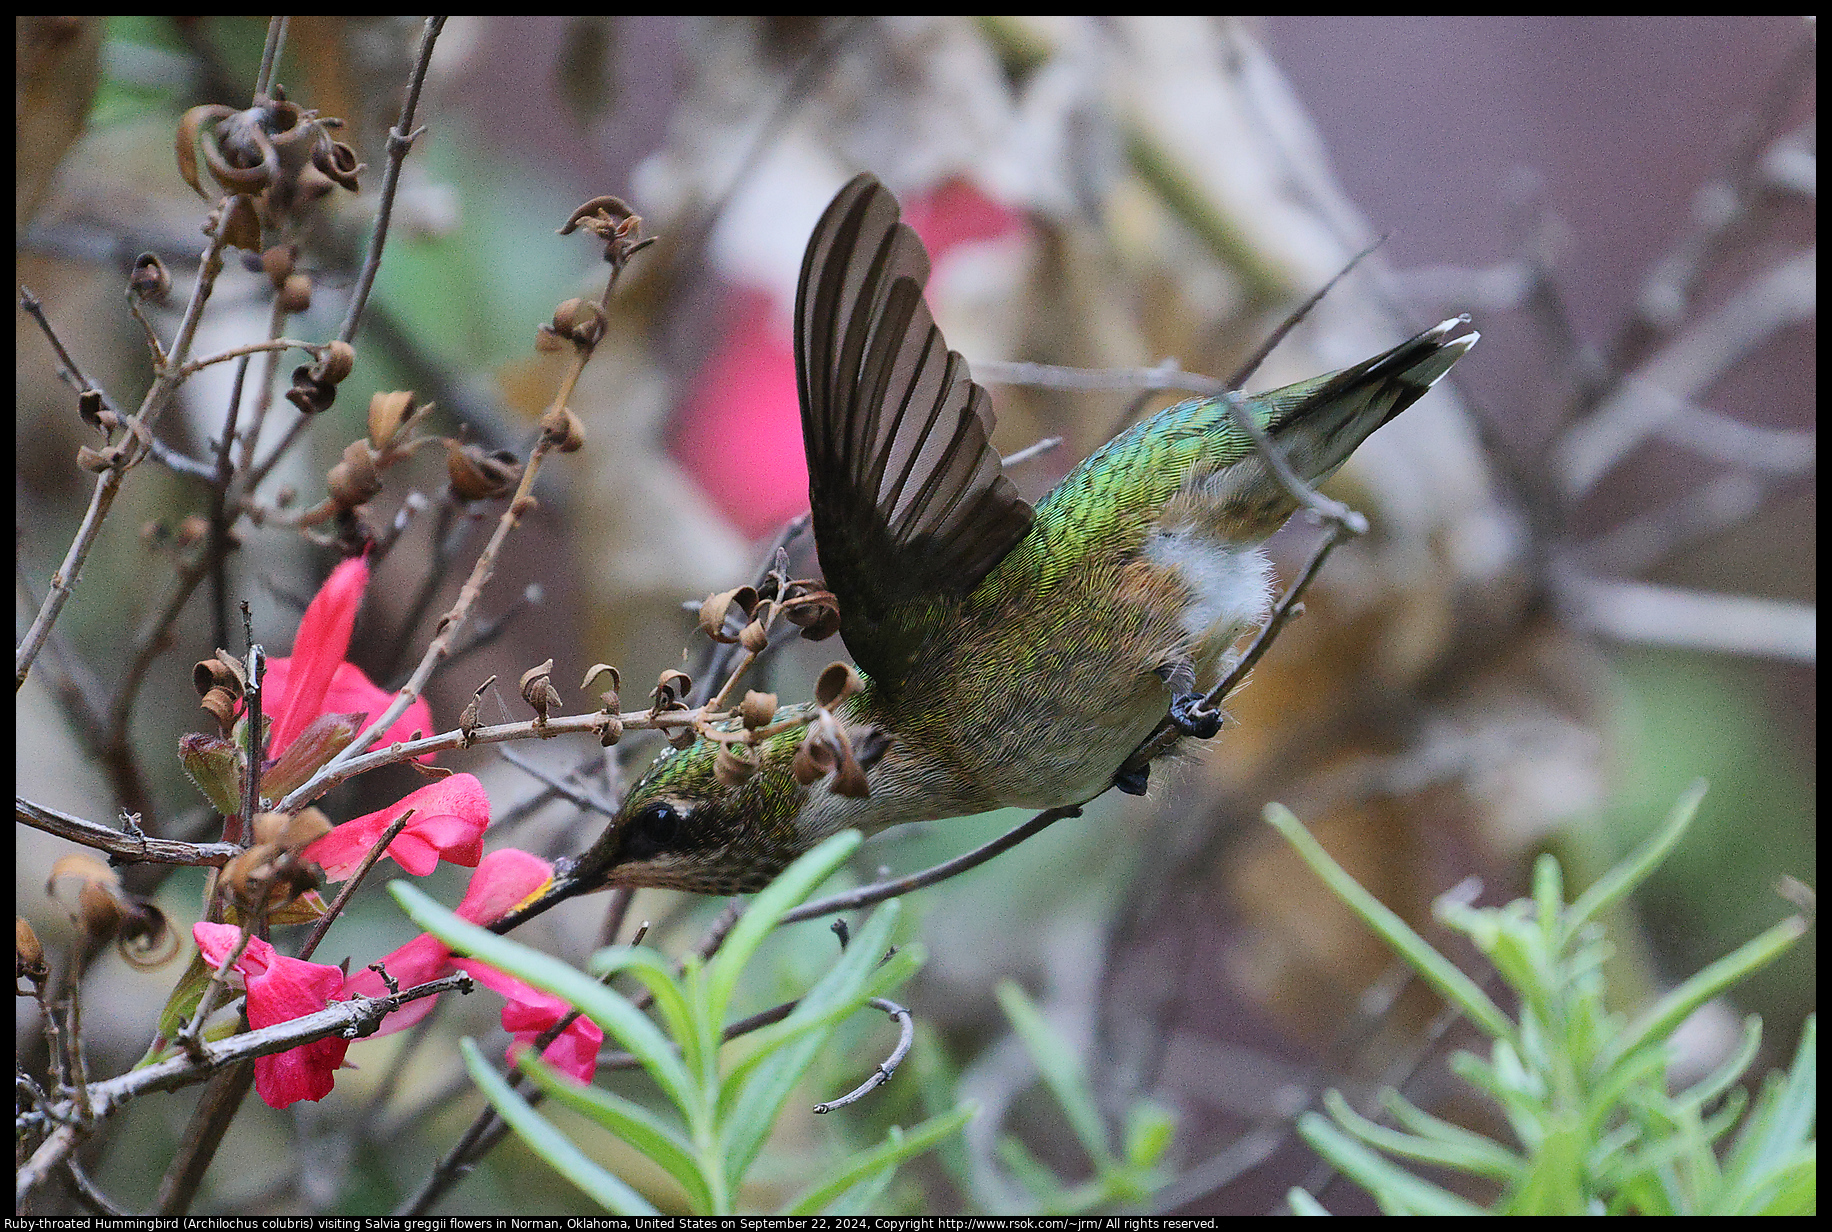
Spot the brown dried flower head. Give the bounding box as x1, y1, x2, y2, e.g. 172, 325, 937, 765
559, 194, 656, 269
128, 252, 171, 303
519, 659, 562, 720
445, 440, 522, 502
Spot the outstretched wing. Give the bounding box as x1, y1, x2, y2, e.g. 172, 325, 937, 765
794, 174, 1034, 681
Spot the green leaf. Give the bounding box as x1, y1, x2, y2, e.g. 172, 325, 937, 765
1564, 779, 1706, 942
703, 830, 862, 1026
391, 882, 696, 1114
995, 981, 1111, 1165
780, 1103, 976, 1215
460, 1038, 658, 1215
718, 901, 903, 1112
1297, 1112, 1489, 1216
1264, 804, 1512, 1039
1603, 915, 1807, 1072
515, 1046, 711, 1211
720, 923, 920, 1185
1123, 1101, 1175, 1169
1321, 1090, 1518, 1181
587, 945, 702, 1087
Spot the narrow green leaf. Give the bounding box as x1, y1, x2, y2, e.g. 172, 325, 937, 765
1673, 1014, 1762, 1115
1565, 780, 1707, 942
781, 1103, 976, 1215
1320, 1090, 1518, 1181
391, 882, 696, 1113
1297, 1112, 1489, 1216
1603, 916, 1806, 1072
721, 939, 922, 1184
718, 907, 909, 1112
459, 1038, 658, 1215
1265, 804, 1512, 1038
995, 981, 1111, 1166
586, 945, 701, 1082
515, 1046, 711, 1211
704, 830, 862, 1026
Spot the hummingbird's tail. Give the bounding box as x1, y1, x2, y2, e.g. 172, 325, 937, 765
1259, 315, 1479, 475
1147, 316, 1477, 540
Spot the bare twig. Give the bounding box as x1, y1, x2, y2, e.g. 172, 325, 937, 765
298, 808, 417, 961
17, 798, 239, 865
17, 973, 473, 1206
338, 16, 445, 345
813, 997, 913, 1113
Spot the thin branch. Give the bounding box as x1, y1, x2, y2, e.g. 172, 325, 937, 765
338, 16, 445, 345
812, 997, 913, 1113
18, 219, 233, 691
297, 808, 416, 961
782, 805, 1082, 926
17, 974, 473, 1206
17, 798, 241, 866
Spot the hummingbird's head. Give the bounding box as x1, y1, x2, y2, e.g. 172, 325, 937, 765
488, 725, 820, 932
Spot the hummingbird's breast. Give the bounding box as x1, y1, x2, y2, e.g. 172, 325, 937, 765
874, 501, 1277, 815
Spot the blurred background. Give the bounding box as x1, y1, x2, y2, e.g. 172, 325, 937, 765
17, 15, 1813, 1216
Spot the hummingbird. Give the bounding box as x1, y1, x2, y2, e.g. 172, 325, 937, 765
491, 173, 1475, 928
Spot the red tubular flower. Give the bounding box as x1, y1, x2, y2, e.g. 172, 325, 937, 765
337, 850, 597, 1080
302, 773, 491, 880
457, 960, 605, 1084
192, 923, 350, 1109
262, 555, 433, 760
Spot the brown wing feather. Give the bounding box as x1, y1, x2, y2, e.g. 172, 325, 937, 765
794, 174, 1033, 679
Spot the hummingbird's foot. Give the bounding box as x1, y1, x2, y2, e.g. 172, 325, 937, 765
1170, 693, 1223, 740
1112, 763, 1150, 795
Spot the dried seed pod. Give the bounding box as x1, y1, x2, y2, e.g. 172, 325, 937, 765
596, 713, 624, 747
445, 441, 521, 501
714, 742, 757, 787
651, 669, 691, 712
739, 621, 769, 653
550, 297, 606, 348
366, 388, 416, 452
260, 243, 297, 286
539, 405, 585, 453
17, 918, 47, 988
666, 725, 697, 751
128, 252, 171, 302
815, 662, 863, 709
277, 271, 312, 314
697, 587, 758, 643
519, 659, 561, 720
580, 663, 621, 696
738, 691, 778, 730
326, 439, 382, 509
791, 728, 836, 787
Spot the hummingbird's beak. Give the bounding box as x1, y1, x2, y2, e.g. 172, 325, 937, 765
485, 869, 584, 934
486, 824, 629, 934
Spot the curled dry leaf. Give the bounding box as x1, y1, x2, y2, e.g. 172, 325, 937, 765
698, 587, 759, 643
651, 668, 691, 712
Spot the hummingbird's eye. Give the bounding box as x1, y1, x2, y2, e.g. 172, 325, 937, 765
621, 801, 685, 862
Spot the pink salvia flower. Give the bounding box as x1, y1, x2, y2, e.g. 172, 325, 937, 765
192, 923, 350, 1109
302, 773, 491, 880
